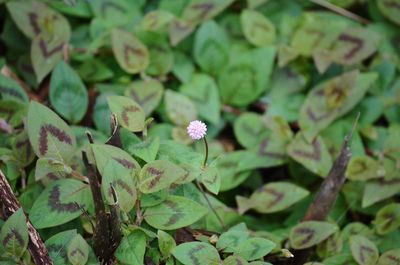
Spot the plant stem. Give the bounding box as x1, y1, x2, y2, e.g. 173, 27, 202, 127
203, 137, 209, 168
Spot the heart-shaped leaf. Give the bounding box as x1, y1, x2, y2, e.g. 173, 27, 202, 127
67, 234, 89, 265
50, 61, 88, 123
290, 221, 338, 249
236, 182, 309, 214
240, 9, 275, 47
0, 209, 28, 259
45, 230, 76, 265
112, 29, 149, 74
0, 75, 28, 103
193, 20, 229, 75
172, 242, 221, 265
164, 90, 197, 126
217, 230, 250, 253
362, 178, 400, 208
287, 133, 332, 177
377, 249, 400, 265
373, 203, 400, 235
144, 195, 208, 230
349, 235, 379, 265
200, 165, 220, 195
377, 0, 400, 25
218, 151, 252, 191
139, 160, 186, 194
180, 73, 221, 124
125, 79, 164, 116
27, 101, 76, 161
29, 179, 92, 229
182, 0, 234, 24
115, 230, 146, 265
234, 237, 275, 261
107, 95, 145, 132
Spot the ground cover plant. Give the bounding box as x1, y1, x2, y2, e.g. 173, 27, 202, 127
0, 0, 399, 264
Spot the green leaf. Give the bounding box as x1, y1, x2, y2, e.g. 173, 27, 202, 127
10, 131, 35, 167
168, 18, 195, 46
0, 209, 28, 259
290, 221, 338, 249
122, 132, 160, 163
172, 242, 221, 265
164, 90, 197, 126
115, 230, 146, 265
377, 0, 400, 25
158, 230, 176, 258
45, 230, 77, 265
236, 182, 309, 214
0, 74, 28, 103
158, 140, 203, 167
234, 237, 275, 261
107, 95, 145, 132
92, 144, 139, 212
377, 249, 400, 265
218, 47, 275, 107
34, 157, 71, 181
218, 151, 251, 191
141, 10, 174, 31
27, 101, 76, 161
234, 112, 266, 149
349, 235, 379, 265
299, 71, 378, 140
240, 9, 275, 47
144, 195, 208, 230
30, 179, 92, 229
182, 0, 234, 24
223, 255, 249, 265
193, 20, 229, 75
125, 79, 164, 116
78, 59, 114, 82
139, 160, 186, 194
217, 230, 250, 253
50, 61, 88, 123
373, 203, 400, 235
67, 234, 89, 265
111, 28, 149, 74
287, 133, 332, 177
200, 165, 220, 195
362, 179, 400, 208
180, 73, 221, 124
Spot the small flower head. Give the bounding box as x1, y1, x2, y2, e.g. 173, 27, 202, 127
187, 120, 207, 140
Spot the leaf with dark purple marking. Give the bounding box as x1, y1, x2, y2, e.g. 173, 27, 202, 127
30, 179, 92, 229
180, 73, 221, 124
171, 242, 221, 265
234, 237, 275, 261
240, 9, 276, 47
200, 164, 220, 195
67, 234, 89, 265
139, 160, 186, 194
112, 28, 149, 74
223, 255, 249, 265
218, 151, 252, 191
34, 157, 71, 181
45, 230, 76, 265
0, 75, 28, 103
165, 90, 198, 126
107, 95, 145, 132
125, 79, 164, 116
168, 18, 195, 46
377, 0, 400, 25
121, 131, 160, 163
91, 144, 139, 211
233, 112, 267, 149
217, 230, 250, 253
377, 249, 400, 265
374, 203, 400, 235
298, 70, 377, 140
236, 182, 309, 214
49, 61, 88, 124
350, 235, 379, 265
144, 195, 208, 230
290, 221, 338, 249
10, 131, 35, 167
362, 178, 400, 208
287, 133, 332, 177
182, 0, 234, 25
0, 209, 28, 258
27, 101, 76, 161
141, 10, 174, 31
158, 230, 176, 258
330, 27, 380, 66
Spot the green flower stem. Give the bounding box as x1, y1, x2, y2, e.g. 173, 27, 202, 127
203, 137, 209, 168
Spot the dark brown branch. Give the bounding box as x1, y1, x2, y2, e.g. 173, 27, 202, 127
292, 113, 359, 265
0, 170, 53, 265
